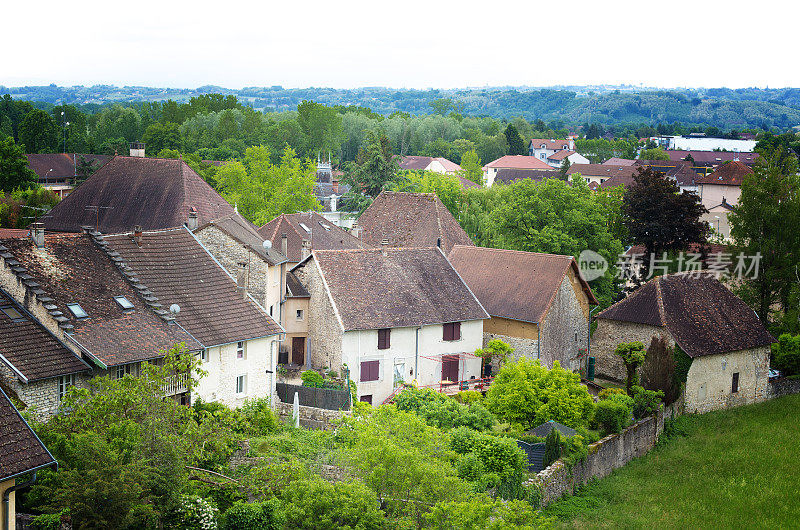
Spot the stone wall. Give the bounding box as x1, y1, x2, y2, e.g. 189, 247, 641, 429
0, 363, 90, 422
684, 346, 770, 414
768, 376, 800, 398
539, 276, 590, 372
275, 401, 350, 430
483, 332, 539, 369
592, 319, 674, 381
292, 259, 343, 371
532, 408, 664, 507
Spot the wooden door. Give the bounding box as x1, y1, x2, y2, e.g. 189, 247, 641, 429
441, 355, 459, 383
292, 337, 305, 366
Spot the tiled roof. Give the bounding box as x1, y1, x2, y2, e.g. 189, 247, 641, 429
105, 228, 282, 347
596, 273, 775, 358
457, 175, 480, 188
0, 234, 200, 368
448, 246, 597, 324
494, 168, 557, 184
43, 156, 236, 233
529, 139, 572, 151
0, 289, 89, 382
0, 386, 56, 482
306, 248, 489, 331
568, 164, 640, 179
528, 420, 578, 438
0, 229, 29, 238
547, 150, 576, 161
257, 211, 365, 263
696, 160, 753, 186
603, 158, 636, 166
667, 151, 759, 165
26, 153, 110, 179
286, 271, 310, 298
195, 214, 286, 266
484, 155, 553, 170
357, 191, 474, 254
598, 173, 637, 189
399, 156, 435, 171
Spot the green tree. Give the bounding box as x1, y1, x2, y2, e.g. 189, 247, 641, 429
484, 358, 595, 429
142, 122, 182, 153
459, 149, 483, 185
558, 157, 571, 180
20, 109, 58, 153
281, 478, 385, 529
639, 147, 670, 160
729, 148, 800, 330
504, 124, 526, 155
297, 100, 344, 158
543, 428, 561, 468
615, 341, 646, 395
424, 498, 553, 529
343, 131, 399, 214
0, 136, 38, 191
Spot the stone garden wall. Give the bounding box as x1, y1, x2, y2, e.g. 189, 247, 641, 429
275, 401, 349, 430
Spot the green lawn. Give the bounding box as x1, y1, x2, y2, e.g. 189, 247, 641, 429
544, 394, 800, 529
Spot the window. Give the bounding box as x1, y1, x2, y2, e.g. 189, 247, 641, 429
113, 296, 134, 310
299, 222, 311, 233
393, 363, 405, 387
66, 303, 88, 319
269, 305, 273, 316
360, 394, 373, 405
200, 349, 208, 362
0, 305, 25, 322
115, 363, 138, 379
540, 153, 546, 159
236, 341, 246, 359
236, 375, 247, 394
443, 322, 461, 341
361, 360, 379, 382
732, 372, 739, 393
377, 328, 391, 350
296, 309, 304, 320
58, 374, 75, 401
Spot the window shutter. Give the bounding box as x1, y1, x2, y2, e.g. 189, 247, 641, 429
453, 322, 461, 340
443, 323, 452, 341
378, 329, 391, 350
361, 360, 380, 382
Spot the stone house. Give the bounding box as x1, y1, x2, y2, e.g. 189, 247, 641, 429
0, 288, 91, 421
0, 386, 57, 530
448, 246, 597, 372
292, 246, 489, 405
592, 273, 775, 413
281, 271, 310, 366
357, 191, 474, 254
483, 155, 554, 187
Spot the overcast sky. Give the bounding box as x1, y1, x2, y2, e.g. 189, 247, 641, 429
3, 0, 796, 90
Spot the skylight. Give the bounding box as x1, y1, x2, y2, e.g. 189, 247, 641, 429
319, 222, 331, 231
0, 305, 25, 322
66, 303, 88, 319
114, 296, 135, 310
299, 222, 311, 233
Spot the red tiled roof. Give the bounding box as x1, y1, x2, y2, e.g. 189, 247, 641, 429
448, 246, 597, 324
484, 155, 552, 170
0, 229, 29, 238
529, 139, 572, 151
0, 386, 57, 482
603, 158, 636, 166
398, 156, 462, 173
568, 164, 640, 178
494, 168, 557, 184
43, 156, 236, 233
257, 211, 365, 263
357, 191, 474, 253
696, 160, 753, 186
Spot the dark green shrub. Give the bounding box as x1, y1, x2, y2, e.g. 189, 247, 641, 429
456, 452, 485, 481
239, 398, 280, 435
29, 512, 65, 530
631, 386, 664, 420
219, 499, 284, 530
280, 478, 385, 529
300, 370, 324, 387
773, 334, 800, 376
543, 429, 561, 468
594, 393, 633, 434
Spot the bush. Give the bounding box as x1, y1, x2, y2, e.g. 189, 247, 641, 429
394, 387, 496, 431
631, 386, 664, 420
165, 495, 218, 530
773, 334, 800, 376
300, 370, 324, 387
280, 478, 385, 529
219, 500, 284, 530
239, 398, 280, 435
598, 387, 627, 400
29, 512, 66, 530
456, 452, 485, 481
448, 427, 527, 484
543, 429, 561, 468
594, 394, 633, 434
454, 390, 483, 405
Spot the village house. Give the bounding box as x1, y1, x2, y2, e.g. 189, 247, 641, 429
483, 155, 554, 186
292, 247, 489, 405
568, 163, 639, 187
528, 138, 574, 159
0, 386, 57, 530
696, 159, 753, 209
448, 246, 597, 373
492, 168, 560, 185
258, 211, 366, 268
103, 227, 285, 408
25, 152, 110, 198
357, 191, 474, 253
666, 150, 759, 169
398, 156, 480, 188
543, 149, 590, 168
0, 228, 202, 414
702, 199, 735, 240
315, 160, 356, 228
280, 271, 311, 367
592, 273, 775, 413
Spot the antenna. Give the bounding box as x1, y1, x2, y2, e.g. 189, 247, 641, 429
84, 205, 113, 231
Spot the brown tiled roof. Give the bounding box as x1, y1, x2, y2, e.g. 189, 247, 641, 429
667, 151, 759, 166
529, 139, 572, 151
26, 153, 110, 179
547, 150, 575, 161
0, 290, 90, 382
196, 214, 286, 266
484, 155, 553, 170
448, 246, 597, 324
257, 211, 365, 263
457, 175, 480, 188
399, 156, 435, 171
105, 228, 282, 347
568, 164, 640, 179
43, 156, 236, 233
0, 386, 56, 481
306, 248, 488, 331
494, 168, 557, 184
357, 191, 474, 253
598, 173, 637, 189
0, 229, 28, 238
286, 271, 310, 298
603, 158, 636, 166
596, 273, 775, 357
696, 160, 753, 186
1, 234, 200, 368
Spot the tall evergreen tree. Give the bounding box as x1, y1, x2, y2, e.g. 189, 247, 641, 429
0, 136, 38, 192
503, 124, 526, 156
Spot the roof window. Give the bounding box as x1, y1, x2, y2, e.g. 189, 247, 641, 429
0, 305, 25, 322
114, 296, 135, 310
67, 303, 88, 319
299, 222, 311, 233
319, 222, 331, 231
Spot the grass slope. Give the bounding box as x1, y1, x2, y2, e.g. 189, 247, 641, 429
544, 394, 800, 528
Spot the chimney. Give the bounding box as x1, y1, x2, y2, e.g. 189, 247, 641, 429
237, 261, 248, 299
569, 138, 575, 150
30, 222, 45, 249
332, 179, 339, 194
330, 194, 338, 212
350, 222, 360, 239
187, 207, 198, 231
129, 142, 145, 157
381, 238, 389, 256
281, 233, 288, 258
133, 225, 143, 247
301, 239, 311, 260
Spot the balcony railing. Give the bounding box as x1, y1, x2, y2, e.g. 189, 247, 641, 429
162, 372, 189, 396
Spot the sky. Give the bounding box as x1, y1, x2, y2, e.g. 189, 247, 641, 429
3, 0, 797, 90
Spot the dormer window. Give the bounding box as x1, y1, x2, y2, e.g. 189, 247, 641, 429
67, 303, 88, 319
114, 296, 134, 310
0, 305, 25, 322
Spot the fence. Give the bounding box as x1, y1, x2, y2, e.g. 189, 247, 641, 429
275, 382, 350, 411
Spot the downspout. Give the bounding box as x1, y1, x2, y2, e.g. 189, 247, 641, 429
3, 472, 37, 530
588, 306, 600, 375
415, 327, 420, 383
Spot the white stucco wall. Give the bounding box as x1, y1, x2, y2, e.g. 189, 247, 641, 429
699, 183, 742, 209
341, 319, 484, 404
669, 137, 756, 152
684, 346, 770, 414
193, 336, 278, 408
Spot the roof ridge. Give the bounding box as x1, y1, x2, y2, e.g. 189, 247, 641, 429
452, 245, 573, 260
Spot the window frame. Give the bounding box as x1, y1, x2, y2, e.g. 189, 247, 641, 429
113, 296, 135, 310
66, 303, 88, 319
296, 309, 304, 321
236, 374, 247, 394
360, 360, 380, 382
0, 305, 25, 322
200, 349, 208, 362
236, 341, 246, 359
58, 374, 75, 401
732, 372, 740, 393
377, 328, 391, 350
443, 322, 461, 342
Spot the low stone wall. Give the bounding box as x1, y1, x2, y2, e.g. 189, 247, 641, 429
275, 402, 349, 430
532, 408, 664, 507
767, 376, 800, 399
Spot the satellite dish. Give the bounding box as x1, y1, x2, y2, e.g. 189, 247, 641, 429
169, 304, 181, 315
263, 240, 272, 249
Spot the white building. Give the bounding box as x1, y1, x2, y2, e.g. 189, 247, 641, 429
654, 136, 757, 152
